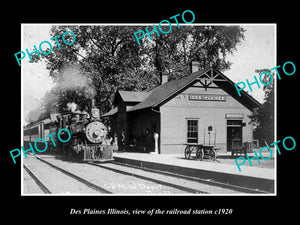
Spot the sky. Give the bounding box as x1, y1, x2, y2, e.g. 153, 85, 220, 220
225, 25, 276, 101
22, 24, 54, 124
21, 24, 276, 125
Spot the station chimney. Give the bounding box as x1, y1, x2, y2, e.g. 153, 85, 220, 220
160, 71, 169, 85
190, 61, 200, 73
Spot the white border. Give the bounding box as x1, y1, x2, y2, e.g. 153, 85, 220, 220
20, 23, 277, 197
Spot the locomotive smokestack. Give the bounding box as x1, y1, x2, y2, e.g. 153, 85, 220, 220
89, 98, 100, 120
89, 99, 95, 114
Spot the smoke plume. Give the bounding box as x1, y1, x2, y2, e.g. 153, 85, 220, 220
57, 65, 96, 99
67, 102, 77, 112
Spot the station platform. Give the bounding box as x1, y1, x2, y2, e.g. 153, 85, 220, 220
112, 151, 276, 193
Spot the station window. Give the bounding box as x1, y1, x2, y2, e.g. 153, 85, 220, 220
31, 126, 39, 135
187, 119, 198, 143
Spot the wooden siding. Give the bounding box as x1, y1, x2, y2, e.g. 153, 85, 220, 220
160, 83, 253, 154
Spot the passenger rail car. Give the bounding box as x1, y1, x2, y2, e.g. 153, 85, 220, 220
23, 101, 113, 162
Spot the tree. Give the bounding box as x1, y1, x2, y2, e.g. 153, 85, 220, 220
35, 25, 245, 116
39, 25, 153, 114
249, 69, 274, 145
144, 26, 245, 80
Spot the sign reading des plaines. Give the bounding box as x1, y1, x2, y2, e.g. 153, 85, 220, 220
188, 94, 227, 101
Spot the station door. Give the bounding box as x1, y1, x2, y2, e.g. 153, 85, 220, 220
227, 120, 243, 152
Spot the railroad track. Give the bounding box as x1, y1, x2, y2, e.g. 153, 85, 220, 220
108, 161, 269, 194
24, 155, 208, 194
36, 157, 112, 194
87, 162, 208, 194
23, 156, 112, 194
23, 155, 269, 194
23, 165, 51, 194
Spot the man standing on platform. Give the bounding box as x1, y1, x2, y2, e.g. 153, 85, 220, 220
120, 131, 126, 152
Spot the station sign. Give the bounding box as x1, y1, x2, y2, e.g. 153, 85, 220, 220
188, 94, 227, 101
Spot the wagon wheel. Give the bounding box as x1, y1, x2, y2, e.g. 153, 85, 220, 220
184, 146, 191, 159
211, 149, 217, 160
196, 146, 204, 161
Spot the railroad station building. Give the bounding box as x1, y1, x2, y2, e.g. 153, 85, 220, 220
103, 62, 261, 154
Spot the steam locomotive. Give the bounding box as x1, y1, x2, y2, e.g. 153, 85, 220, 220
23, 100, 114, 162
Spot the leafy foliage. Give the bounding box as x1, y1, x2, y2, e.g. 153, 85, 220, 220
27, 25, 245, 123
143, 26, 245, 80
249, 69, 274, 145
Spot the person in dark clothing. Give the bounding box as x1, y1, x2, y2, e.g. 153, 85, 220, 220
120, 131, 126, 152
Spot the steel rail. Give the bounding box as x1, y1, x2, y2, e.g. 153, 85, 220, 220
23, 164, 52, 194
87, 162, 208, 194
111, 161, 269, 194
35, 156, 112, 194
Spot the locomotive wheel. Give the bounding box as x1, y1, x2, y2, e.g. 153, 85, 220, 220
73, 150, 84, 161
184, 146, 191, 159
68, 148, 73, 157
62, 146, 67, 156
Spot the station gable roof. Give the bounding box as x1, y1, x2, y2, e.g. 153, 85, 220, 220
113, 91, 151, 104
128, 67, 261, 112
103, 67, 262, 117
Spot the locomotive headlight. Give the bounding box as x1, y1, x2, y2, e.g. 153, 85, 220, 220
94, 130, 100, 135
92, 130, 101, 139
